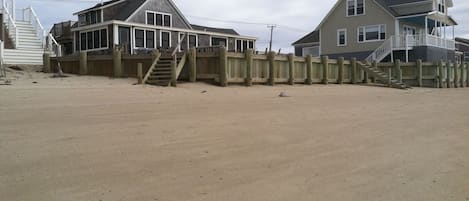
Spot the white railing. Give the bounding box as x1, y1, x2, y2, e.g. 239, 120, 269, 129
46, 33, 62, 57
367, 34, 456, 62
23, 7, 46, 48
2, 6, 18, 48
0, 40, 5, 77
366, 37, 393, 62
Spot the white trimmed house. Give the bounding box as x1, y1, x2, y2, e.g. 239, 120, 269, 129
70, 0, 257, 55
293, 0, 458, 62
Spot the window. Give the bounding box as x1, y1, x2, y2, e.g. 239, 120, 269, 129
211, 37, 228, 48
358, 24, 386, 42
79, 28, 108, 51
438, 0, 445, 13
135, 29, 145, 48
303, 46, 320, 57
403, 26, 416, 36
146, 12, 154, 25
146, 30, 155, 48
93, 30, 100, 49
189, 34, 198, 48
161, 31, 171, 48
78, 10, 102, 26
235, 39, 254, 52
146, 11, 172, 27
100, 29, 107, 47
337, 29, 347, 46
347, 0, 365, 16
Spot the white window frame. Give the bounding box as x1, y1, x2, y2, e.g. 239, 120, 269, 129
79, 27, 109, 52
209, 36, 229, 49
346, 0, 365, 17
357, 24, 386, 43
133, 28, 156, 49
403, 25, 417, 36
235, 39, 254, 52
437, 0, 446, 14
146, 11, 172, 27
160, 30, 172, 48
337, 28, 347, 46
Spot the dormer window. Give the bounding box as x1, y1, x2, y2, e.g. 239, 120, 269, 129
347, 0, 365, 16
438, 0, 445, 13
78, 10, 102, 26
146, 11, 172, 27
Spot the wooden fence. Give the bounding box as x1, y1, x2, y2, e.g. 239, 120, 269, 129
47, 47, 469, 88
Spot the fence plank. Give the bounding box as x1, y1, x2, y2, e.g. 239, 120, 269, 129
321, 56, 329, 85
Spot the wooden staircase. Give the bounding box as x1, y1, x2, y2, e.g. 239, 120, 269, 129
357, 61, 411, 90
143, 52, 187, 87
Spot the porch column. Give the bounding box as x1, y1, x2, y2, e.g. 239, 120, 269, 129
444, 23, 447, 48
425, 16, 428, 35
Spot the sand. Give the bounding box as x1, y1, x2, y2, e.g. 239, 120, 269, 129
1, 69, 468, 201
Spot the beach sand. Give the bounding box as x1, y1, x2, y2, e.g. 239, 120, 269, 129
1, 68, 468, 201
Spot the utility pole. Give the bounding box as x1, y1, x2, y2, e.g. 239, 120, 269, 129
267, 25, 276, 52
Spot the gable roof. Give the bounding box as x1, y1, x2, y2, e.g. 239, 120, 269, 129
74, 0, 147, 21
191, 24, 239, 35
292, 31, 319, 45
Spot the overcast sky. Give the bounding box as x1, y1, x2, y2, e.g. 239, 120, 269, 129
12, 0, 469, 52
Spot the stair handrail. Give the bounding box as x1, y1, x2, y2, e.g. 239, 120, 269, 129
2, 6, 18, 48
25, 6, 46, 48
365, 36, 393, 63
46, 33, 62, 56
142, 50, 162, 84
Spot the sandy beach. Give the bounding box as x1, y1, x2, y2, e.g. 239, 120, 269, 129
1, 68, 468, 201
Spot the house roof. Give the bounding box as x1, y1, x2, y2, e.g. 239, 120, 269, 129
292, 30, 319, 46
75, 0, 147, 21
190, 24, 239, 35
455, 37, 469, 45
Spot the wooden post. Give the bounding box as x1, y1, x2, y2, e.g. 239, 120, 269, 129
351, 57, 357, 84
305, 55, 313, 85
245, 49, 253, 86
454, 62, 459, 88
394, 59, 402, 83
338, 57, 344, 84
137, 63, 143, 84
268, 51, 275, 86
446, 61, 451, 88
171, 60, 177, 87
43, 53, 51, 73
189, 48, 197, 82
371, 61, 377, 83
219, 46, 228, 87
288, 53, 295, 85
388, 68, 392, 86
460, 63, 465, 88
79, 51, 87, 75
321, 56, 329, 85
438, 60, 444, 88
466, 63, 469, 87
417, 59, 423, 87
113, 48, 122, 77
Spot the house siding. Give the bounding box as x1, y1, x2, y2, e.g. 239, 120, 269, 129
320, 0, 395, 56
126, 0, 191, 29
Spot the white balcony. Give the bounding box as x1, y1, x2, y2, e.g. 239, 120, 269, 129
392, 34, 456, 50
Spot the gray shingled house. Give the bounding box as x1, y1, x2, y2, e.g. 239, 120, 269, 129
293, 0, 458, 62
71, 0, 256, 54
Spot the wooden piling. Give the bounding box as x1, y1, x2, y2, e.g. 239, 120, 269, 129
137, 63, 143, 84
219, 46, 228, 87
371, 61, 377, 83
454, 62, 459, 88
268, 51, 276, 86
113, 48, 122, 77
438, 60, 444, 88
288, 53, 295, 85
460, 63, 465, 88
321, 56, 329, 85
43, 53, 51, 73
189, 48, 197, 82
338, 57, 344, 84
171, 60, 177, 87
351, 57, 357, 84
245, 49, 253, 86
79, 51, 87, 75
394, 59, 402, 83
305, 55, 313, 85
416, 59, 422, 87
446, 61, 451, 88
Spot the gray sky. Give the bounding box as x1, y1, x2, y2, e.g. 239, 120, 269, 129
14, 0, 469, 52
